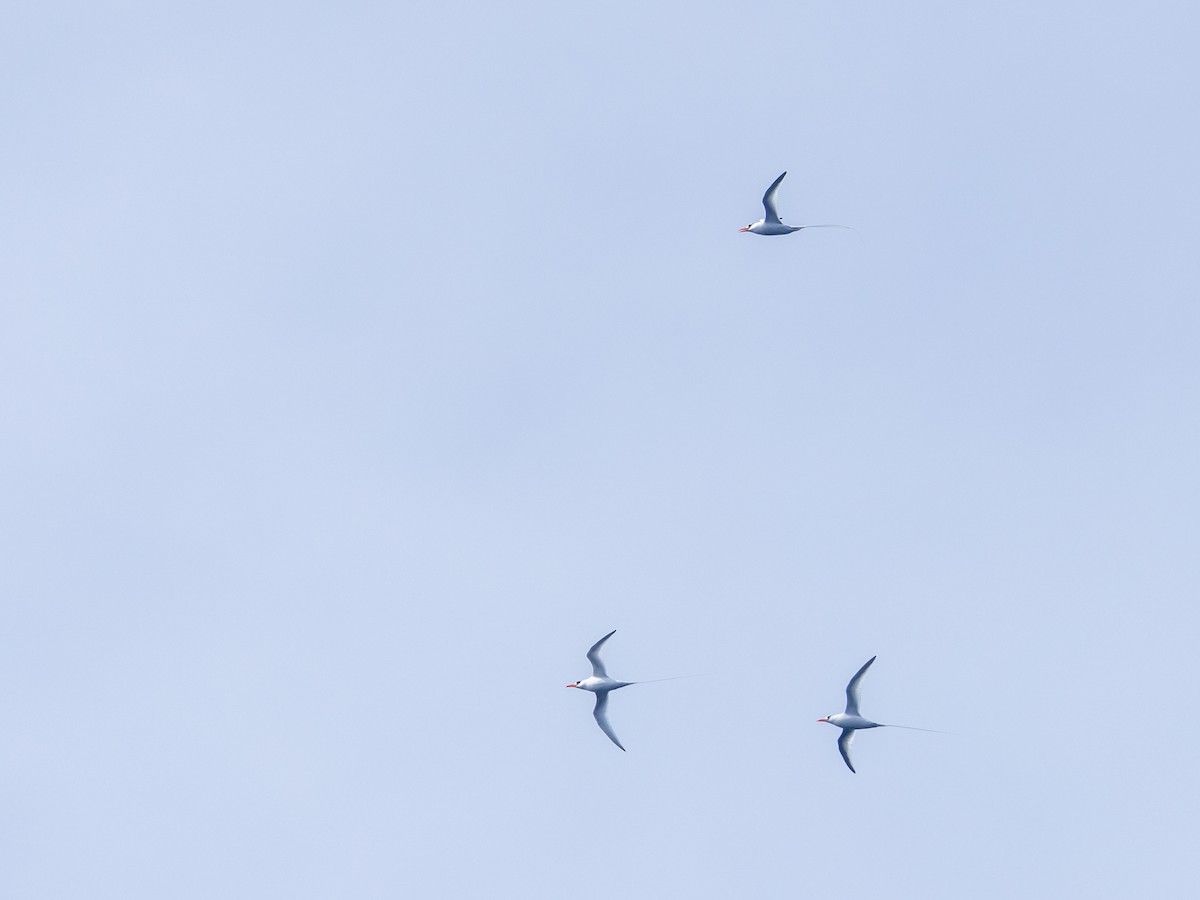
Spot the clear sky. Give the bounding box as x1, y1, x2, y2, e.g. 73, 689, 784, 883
3, 1, 1199, 897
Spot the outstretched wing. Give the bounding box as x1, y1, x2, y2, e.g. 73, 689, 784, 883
837, 729, 857, 773
844, 655, 876, 716
586, 630, 617, 678
593, 691, 626, 751
761, 171, 787, 225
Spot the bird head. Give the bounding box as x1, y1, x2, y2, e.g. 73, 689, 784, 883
817, 716, 833, 724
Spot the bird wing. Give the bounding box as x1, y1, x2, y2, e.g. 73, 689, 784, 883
586, 630, 617, 678
844, 655, 876, 716
761, 171, 787, 224
593, 691, 626, 751
837, 729, 857, 773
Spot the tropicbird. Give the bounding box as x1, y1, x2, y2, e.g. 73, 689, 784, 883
739, 171, 856, 237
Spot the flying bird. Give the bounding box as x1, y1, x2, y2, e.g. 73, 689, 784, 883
817, 656, 884, 773
571, 628, 682, 751
565, 630, 636, 750
818, 656, 942, 772
738, 171, 856, 237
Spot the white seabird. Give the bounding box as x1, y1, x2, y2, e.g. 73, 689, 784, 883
818, 656, 943, 772
739, 171, 856, 237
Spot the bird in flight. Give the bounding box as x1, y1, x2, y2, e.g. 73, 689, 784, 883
739, 171, 857, 237
565, 628, 702, 750
817, 656, 883, 773
818, 656, 942, 772
565, 630, 637, 750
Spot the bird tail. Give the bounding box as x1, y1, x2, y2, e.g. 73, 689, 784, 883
797, 224, 867, 250
882, 723, 954, 734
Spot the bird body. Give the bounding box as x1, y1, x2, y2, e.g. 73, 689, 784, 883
569, 676, 633, 693
819, 713, 880, 731
744, 221, 804, 236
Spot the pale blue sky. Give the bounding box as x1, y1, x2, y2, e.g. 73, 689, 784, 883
3, 1, 1199, 897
